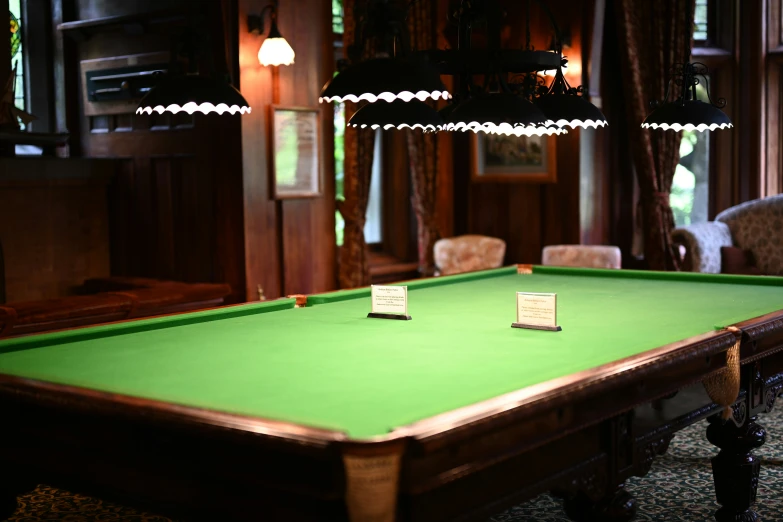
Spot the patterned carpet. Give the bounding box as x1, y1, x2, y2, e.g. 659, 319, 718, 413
6, 408, 783, 522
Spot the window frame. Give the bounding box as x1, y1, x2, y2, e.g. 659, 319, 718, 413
766, 0, 783, 196
690, 0, 736, 218
20, 0, 54, 134
693, 0, 715, 47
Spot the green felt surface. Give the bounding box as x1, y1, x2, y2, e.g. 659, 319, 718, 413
1, 267, 782, 438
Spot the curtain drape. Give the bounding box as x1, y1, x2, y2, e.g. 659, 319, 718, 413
406, 0, 441, 277
337, 0, 375, 289
615, 0, 695, 271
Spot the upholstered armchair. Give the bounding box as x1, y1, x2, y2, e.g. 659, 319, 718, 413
433, 235, 506, 276
672, 194, 783, 275
541, 245, 622, 269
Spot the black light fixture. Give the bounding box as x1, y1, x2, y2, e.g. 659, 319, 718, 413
136, 20, 250, 116
347, 100, 444, 132
136, 75, 250, 116
524, 2, 606, 130
535, 90, 608, 129
533, 61, 607, 129
323, 0, 604, 135
444, 93, 561, 135
642, 62, 732, 132
320, 58, 449, 104
320, 1, 448, 108
641, 4, 731, 132
248, 1, 295, 67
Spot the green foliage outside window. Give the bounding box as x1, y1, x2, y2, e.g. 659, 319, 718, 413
332, 0, 343, 35
335, 102, 345, 246
333, 0, 345, 246
9, 0, 25, 129
671, 132, 697, 226
10, 10, 20, 58
670, 80, 710, 228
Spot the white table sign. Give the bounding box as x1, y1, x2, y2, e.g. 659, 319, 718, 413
512, 292, 561, 331
368, 285, 411, 320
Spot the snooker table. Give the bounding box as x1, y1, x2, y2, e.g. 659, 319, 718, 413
1, 265, 783, 522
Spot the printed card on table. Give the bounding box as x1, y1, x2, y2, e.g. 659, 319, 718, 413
512, 292, 561, 331
370, 285, 408, 316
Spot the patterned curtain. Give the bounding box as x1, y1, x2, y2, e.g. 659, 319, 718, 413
406, 0, 441, 277
614, 0, 695, 271
337, 0, 375, 289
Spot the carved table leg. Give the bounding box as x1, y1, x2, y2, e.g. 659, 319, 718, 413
562, 485, 637, 522
706, 415, 766, 522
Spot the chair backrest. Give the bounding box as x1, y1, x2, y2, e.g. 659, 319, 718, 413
433, 235, 506, 276
716, 194, 783, 276
541, 245, 622, 269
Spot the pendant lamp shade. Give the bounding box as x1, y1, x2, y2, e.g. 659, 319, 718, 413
535, 93, 607, 129
136, 75, 251, 115
319, 57, 450, 104
641, 100, 733, 132
347, 100, 443, 132
445, 93, 561, 135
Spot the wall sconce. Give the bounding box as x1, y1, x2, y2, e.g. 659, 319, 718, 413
248, 1, 295, 67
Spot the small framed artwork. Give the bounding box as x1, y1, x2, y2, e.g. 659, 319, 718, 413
271, 105, 321, 198
470, 132, 557, 183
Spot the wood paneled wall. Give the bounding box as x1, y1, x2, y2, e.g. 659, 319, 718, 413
452, 131, 582, 264
65, 0, 336, 303
0, 158, 115, 302
239, 0, 336, 300
73, 0, 245, 301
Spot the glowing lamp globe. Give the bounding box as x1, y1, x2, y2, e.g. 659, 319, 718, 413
258, 21, 295, 67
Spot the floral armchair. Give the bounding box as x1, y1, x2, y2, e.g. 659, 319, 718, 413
541, 245, 622, 269
672, 194, 783, 275
433, 235, 506, 276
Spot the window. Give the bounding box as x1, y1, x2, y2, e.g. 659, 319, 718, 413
334, 0, 345, 245
333, 105, 383, 246
332, 0, 383, 247
9, 0, 25, 128
693, 0, 709, 42
364, 131, 382, 244
672, 131, 710, 226
671, 80, 710, 226
335, 102, 345, 245
9, 0, 50, 156
767, 1, 783, 196
332, 0, 344, 35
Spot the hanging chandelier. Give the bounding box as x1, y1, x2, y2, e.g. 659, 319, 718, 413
320, 1, 449, 108
642, 62, 732, 132
534, 61, 608, 129
322, 0, 606, 135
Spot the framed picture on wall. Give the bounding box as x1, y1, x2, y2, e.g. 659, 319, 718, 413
470, 132, 557, 183
271, 106, 321, 199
